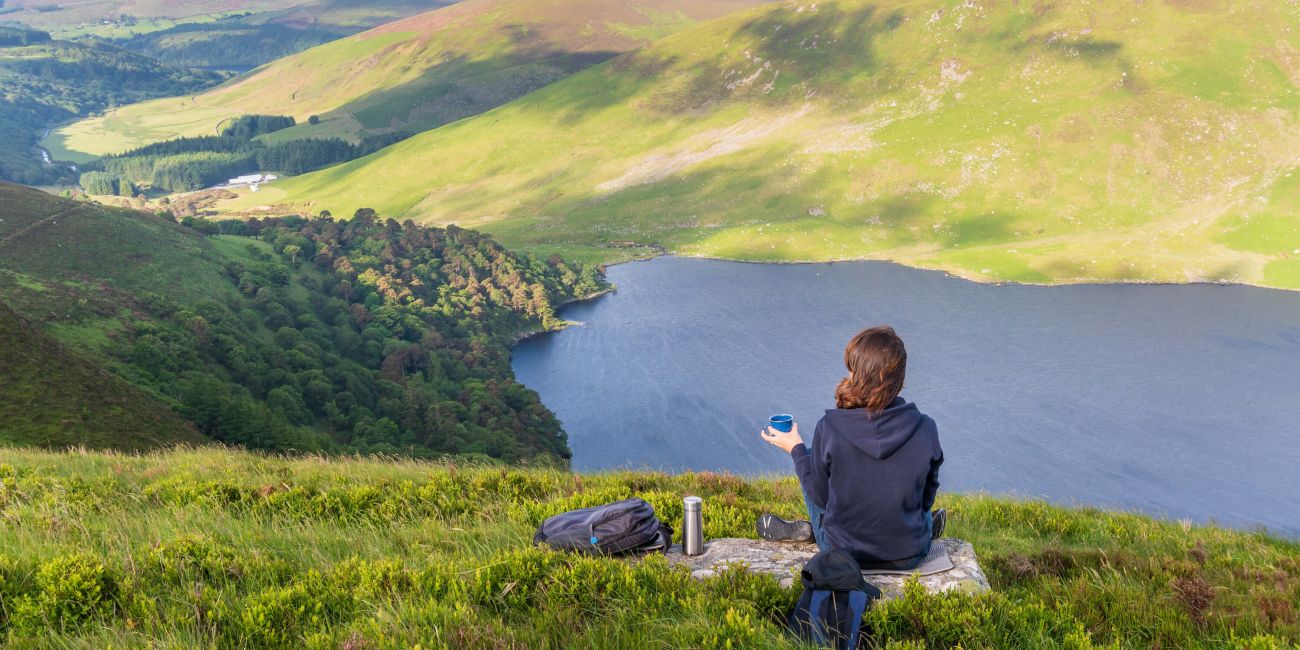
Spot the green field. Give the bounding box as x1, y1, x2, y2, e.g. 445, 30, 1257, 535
0, 446, 1296, 647
199, 0, 1300, 289
46, 0, 770, 158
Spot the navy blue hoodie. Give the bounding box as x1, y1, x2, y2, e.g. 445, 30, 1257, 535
792, 396, 943, 565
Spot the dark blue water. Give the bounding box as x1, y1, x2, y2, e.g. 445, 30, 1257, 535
513, 257, 1300, 535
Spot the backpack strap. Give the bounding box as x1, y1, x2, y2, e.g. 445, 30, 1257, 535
808, 590, 831, 645
845, 589, 870, 650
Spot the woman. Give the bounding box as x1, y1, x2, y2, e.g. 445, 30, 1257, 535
759, 325, 945, 570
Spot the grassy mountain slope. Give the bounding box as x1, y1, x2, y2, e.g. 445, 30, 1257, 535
0, 304, 205, 450
0, 181, 603, 461
0, 184, 237, 340
231, 0, 1300, 287
46, 0, 768, 160
2, 446, 1298, 647
0, 182, 239, 320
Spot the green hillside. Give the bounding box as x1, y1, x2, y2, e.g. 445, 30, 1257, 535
0, 30, 218, 184
0, 304, 205, 449
223, 0, 1300, 287
0, 181, 605, 461
1, 446, 1297, 647
46, 0, 768, 160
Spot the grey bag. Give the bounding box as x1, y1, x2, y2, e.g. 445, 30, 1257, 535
533, 497, 673, 556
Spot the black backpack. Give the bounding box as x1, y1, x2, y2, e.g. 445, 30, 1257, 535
788, 550, 881, 650
533, 497, 673, 556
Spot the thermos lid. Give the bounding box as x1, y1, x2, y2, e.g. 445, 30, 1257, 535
683, 496, 702, 509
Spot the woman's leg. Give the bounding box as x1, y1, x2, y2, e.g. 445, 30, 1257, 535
802, 487, 828, 551
800, 445, 829, 551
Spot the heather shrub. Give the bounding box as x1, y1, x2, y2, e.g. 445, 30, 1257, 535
10, 553, 118, 633
233, 570, 357, 647
141, 533, 250, 584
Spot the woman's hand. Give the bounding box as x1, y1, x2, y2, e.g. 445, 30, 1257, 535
761, 423, 803, 453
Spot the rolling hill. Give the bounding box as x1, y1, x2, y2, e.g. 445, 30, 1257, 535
45, 0, 769, 160
0, 181, 604, 460
219, 0, 1300, 288
0, 303, 205, 450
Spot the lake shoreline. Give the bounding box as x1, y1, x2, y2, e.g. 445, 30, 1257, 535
600, 251, 1291, 294
509, 286, 616, 346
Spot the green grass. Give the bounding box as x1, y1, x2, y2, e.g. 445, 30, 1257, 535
208, 0, 1300, 290
0, 446, 1296, 648
47, 0, 770, 158
43, 98, 243, 163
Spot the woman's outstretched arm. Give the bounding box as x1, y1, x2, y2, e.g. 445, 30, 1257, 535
791, 419, 830, 510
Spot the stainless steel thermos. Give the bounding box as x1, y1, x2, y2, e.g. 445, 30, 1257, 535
683, 496, 704, 556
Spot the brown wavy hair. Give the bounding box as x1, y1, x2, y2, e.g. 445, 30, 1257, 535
835, 326, 907, 413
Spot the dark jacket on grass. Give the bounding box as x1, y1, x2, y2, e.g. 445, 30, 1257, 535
792, 396, 943, 566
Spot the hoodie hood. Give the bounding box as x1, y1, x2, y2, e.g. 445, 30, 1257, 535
822, 396, 926, 460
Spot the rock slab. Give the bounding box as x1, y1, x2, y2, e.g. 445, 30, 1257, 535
664, 538, 990, 599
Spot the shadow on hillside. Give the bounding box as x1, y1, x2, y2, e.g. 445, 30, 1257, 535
321, 22, 626, 134
348, 2, 913, 132
628, 2, 906, 116
492, 141, 935, 253
463, 140, 807, 242
734, 1, 901, 78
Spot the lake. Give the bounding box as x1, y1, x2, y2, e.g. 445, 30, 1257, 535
512, 257, 1300, 535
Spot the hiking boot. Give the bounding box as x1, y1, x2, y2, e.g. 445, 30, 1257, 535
757, 513, 814, 542
931, 508, 947, 540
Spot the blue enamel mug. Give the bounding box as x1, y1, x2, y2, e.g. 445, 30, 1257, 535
768, 414, 794, 433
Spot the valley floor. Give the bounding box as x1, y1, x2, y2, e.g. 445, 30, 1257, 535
1, 447, 1296, 648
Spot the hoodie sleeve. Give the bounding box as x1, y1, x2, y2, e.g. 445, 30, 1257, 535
921, 422, 943, 513
791, 417, 831, 510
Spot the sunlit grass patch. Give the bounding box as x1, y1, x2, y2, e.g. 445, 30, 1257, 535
1262, 260, 1300, 290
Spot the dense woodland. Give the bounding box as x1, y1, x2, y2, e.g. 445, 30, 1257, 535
78, 170, 139, 196
220, 114, 295, 138
114, 210, 606, 463
0, 25, 50, 46
83, 125, 408, 193
0, 30, 218, 184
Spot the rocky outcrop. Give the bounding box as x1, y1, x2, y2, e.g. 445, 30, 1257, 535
664, 538, 990, 599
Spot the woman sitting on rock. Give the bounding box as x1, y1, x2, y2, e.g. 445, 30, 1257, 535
758, 325, 946, 570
